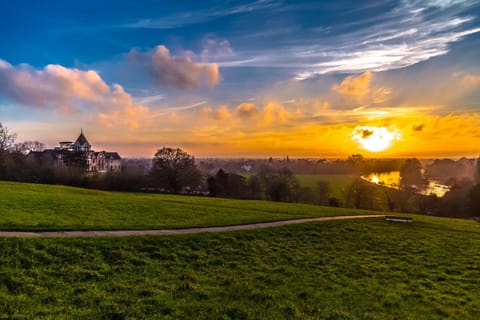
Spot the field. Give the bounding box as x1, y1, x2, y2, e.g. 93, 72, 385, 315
0, 181, 374, 231
1, 181, 479, 319
296, 174, 356, 199
1, 215, 479, 319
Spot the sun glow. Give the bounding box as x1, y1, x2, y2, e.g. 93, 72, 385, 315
351, 126, 401, 152
371, 175, 380, 184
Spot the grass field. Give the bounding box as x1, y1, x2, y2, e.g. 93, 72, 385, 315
296, 174, 356, 199
0, 181, 376, 231
1, 215, 479, 319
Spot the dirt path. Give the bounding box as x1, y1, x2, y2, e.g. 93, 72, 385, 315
0, 215, 384, 238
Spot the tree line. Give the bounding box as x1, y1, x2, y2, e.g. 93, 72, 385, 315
1, 123, 480, 217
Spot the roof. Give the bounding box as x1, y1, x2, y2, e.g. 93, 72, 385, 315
74, 132, 91, 147
26, 149, 62, 160
105, 152, 121, 160
90, 151, 121, 160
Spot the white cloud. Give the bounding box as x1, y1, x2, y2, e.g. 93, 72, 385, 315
201, 38, 234, 61
125, 0, 281, 29
210, 0, 480, 79
0, 59, 109, 112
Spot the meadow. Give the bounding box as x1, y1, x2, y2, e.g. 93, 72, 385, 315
1, 181, 479, 319
1, 215, 479, 319
0, 181, 373, 231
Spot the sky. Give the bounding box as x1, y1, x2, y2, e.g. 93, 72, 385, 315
1, 0, 480, 158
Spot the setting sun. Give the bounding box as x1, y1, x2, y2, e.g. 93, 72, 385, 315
351, 126, 401, 152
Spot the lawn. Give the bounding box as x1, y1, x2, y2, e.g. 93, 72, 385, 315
0, 181, 377, 231
0, 215, 479, 319
296, 174, 356, 199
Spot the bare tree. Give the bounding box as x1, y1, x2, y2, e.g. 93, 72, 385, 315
0, 123, 18, 179
0, 123, 17, 151
14, 140, 45, 155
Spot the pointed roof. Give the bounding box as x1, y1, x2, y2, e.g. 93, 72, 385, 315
74, 130, 91, 147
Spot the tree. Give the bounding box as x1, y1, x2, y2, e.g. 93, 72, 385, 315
468, 183, 480, 216
0, 123, 17, 179
13, 140, 45, 155
317, 180, 330, 205
345, 179, 379, 210
207, 176, 217, 197
151, 147, 201, 193
0, 123, 17, 151
247, 175, 262, 199
259, 166, 298, 202
400, 158, 425, 189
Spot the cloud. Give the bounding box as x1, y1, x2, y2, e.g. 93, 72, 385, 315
235, 103, 260, 118
412, 124, 425, 131
361, 129, 374, 138
213, 106, 231, 120
232, 101, 293, 125
462, 74, 480, 86
125, 0, 280, 29
333, 71, 372, 96
201, 38, 233, 61
94, 84, 151, 129
128, 45, 220, 90
372, 87, 393, 104
190, 1, 479, 79
261, 101, 290, 126
0, 58, 158, 130
198, 106, 231, 120
0, 59, 109, 112
199, 107, 213, 118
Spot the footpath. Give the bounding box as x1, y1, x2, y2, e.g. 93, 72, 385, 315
0, 215, 384, 238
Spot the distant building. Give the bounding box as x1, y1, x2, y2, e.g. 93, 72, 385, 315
27, 130, 121, 173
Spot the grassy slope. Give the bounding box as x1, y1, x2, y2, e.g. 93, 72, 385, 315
0, 181, 377, 231
296, 174, 356, 199
1, 215, 479, 319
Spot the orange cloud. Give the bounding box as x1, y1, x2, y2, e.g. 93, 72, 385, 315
98, 84, 150, 129
333, 71, 372, 96
372, 87, 392, 104
235, 103, 259, 118
198, 106, 231, 120
213, 106, 231, 120
262, 101, 290, 126
199, 107, 213, 118
462, 74, 480, 86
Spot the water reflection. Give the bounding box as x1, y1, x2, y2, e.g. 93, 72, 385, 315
361, 171, 450, 197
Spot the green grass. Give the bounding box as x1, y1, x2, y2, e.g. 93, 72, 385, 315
0, 181, 377, 231
296, 174, 356, 199
1, 215, 479, 319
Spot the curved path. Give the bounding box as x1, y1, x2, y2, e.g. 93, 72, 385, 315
0, 215, 384, 238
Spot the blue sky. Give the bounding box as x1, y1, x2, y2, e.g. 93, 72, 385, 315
1, 0, 480, 157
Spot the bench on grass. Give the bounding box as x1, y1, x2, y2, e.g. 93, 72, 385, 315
385, 216, 413, 223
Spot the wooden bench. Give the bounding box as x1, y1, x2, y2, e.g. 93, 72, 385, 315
385, 216, 413, 223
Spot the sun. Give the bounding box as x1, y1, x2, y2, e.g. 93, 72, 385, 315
351, 126, 401, 152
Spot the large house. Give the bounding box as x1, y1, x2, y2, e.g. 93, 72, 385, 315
28, 131, 121, 173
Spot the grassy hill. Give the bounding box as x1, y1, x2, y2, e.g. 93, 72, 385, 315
1, 181, 479, 318
0, 181, 376, 231
1, 214, 479, 319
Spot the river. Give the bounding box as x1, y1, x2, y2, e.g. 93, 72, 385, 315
360, 171, 450, 197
